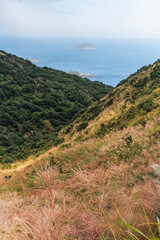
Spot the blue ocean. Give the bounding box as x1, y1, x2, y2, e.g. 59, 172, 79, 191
1, 37, 160, 87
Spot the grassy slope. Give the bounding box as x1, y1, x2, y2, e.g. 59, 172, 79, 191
0, 60, 160, 239
0, 120, 160, 240
0, 51, 113, 163
60, 61, 160, 143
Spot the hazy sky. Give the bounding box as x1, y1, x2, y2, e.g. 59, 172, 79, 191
1, 0, 160, 38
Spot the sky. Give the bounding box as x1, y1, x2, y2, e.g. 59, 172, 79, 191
1, 0, 160, 38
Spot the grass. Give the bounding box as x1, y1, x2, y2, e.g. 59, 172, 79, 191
60, 62, 160, 145
0, 47, 160, 240
0, 119, 159, 239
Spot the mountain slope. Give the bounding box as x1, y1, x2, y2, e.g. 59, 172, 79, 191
1, 109, 160, 240
0, 51, 113, 163
60, 60, 160, 143
0, 60, 160, 240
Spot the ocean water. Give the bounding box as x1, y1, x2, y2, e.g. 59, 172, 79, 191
1, 37, 160, 87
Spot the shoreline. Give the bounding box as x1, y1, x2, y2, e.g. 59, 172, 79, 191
68, 71, 102, 78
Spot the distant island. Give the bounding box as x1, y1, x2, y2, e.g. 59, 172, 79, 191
73, 43, 96, 50
29, 59, 41, 63
68, 71, 102, 78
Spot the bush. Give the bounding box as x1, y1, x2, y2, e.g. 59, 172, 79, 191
138, 99, 158, 112
151, 65, 160, 79
76, 122, 88, 132
134, 76, 148, 88
95, 123, 107, 137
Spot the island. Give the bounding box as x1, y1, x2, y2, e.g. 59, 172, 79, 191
29, 59, 41, 63
67, 71, 102, 78
73, 43, 96, 50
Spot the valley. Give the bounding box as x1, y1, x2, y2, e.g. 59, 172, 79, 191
0, 52, 160, 239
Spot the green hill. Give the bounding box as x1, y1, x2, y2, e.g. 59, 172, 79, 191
0, 51, 113, 163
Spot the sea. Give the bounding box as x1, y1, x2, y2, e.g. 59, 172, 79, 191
1, 37, 160, 87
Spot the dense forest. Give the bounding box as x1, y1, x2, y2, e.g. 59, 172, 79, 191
0, 51, 113, 163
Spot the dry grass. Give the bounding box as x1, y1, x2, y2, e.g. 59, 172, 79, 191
0, 120, 160, 239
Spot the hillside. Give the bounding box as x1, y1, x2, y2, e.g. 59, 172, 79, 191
60, 61, 160, 143
0, 51, 113, 163
0, 111, 160, 239
0, 58, 160, 239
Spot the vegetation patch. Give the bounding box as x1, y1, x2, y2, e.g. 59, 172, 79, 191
0, 51, 113, 162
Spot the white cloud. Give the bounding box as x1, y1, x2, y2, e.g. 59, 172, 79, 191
1, 0, 160, 38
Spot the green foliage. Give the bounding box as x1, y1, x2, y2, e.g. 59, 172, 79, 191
76, 122, 88, 132
150, 65, 160, 90
137, 98, 158, 112
124, 135, 133, 145
95, 123, 107, 137
68, 99, 108, 134
151, 65, 160, 79
113, 97, 158, 130
105, 141, 143, 164
0, 51, 113, 162
64, 126, 72, 134
137, 65, 150, 73
60, 143, 71, 149
134, 76, 148, 88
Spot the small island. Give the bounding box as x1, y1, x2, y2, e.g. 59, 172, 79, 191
29, 59, 41, 63
73, 43, 96, 50
68, 71, 102, 78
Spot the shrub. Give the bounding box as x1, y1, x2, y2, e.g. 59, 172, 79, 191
138, 99, 158, 112
95, 123, 107, 137
76, 122, 88, 132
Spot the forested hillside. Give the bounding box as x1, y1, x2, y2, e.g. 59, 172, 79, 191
0, 51, 113, 162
